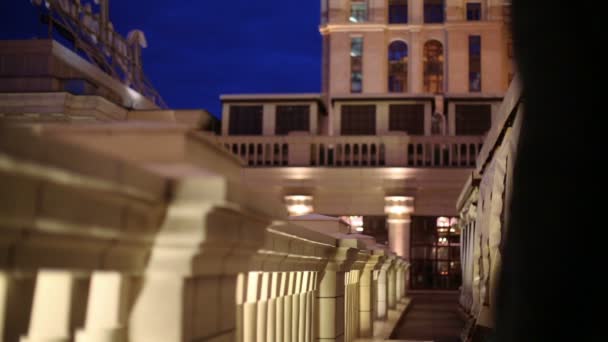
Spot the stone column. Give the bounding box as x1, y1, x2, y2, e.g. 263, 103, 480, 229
75, 272, 128, 342
376, 257, 392, 320
267, 272, 280, 342
408, 0, 423, 24
358, 254, 383, 337
395, 260, 403, 300
409, 29, 423, 94
385, 196, 415, 259
284, 272, 296, 341
387, 256, 397, 310
263, 104, 276, 136
316, 245, 359, 341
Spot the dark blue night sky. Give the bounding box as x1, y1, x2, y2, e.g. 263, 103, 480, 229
0, 1, 322, 117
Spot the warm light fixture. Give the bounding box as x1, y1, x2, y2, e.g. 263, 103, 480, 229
384, 196, 414, 215
437, 216, 450, 227
384, 196, 414, 223
284, 195, 314, 216
340, 215, 364, 233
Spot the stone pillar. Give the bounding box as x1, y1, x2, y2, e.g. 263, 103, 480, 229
221, 103, 230, 135
387, 256, 397, 310
284, 272, 295, 341
358, 254, 383, 337
385, 196, 415, 259
316, 245, 359, 341
75, 272, 128, 342
376, 257, 392, 320
21, 271, 89, 342
244, 272, 261, 342
257, 272, 270, 342
376, 103, 389, 135
408, 0, 423, 24
267, 273, 280, 342
395, 260, 403, 300
310, 103, 319, 134
263, 104, 276, 136
409, 29, 423, 94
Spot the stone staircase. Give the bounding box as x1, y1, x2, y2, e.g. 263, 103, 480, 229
391, 291, 464, 342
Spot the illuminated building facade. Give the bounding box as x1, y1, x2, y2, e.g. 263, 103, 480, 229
218, 0, 513, 290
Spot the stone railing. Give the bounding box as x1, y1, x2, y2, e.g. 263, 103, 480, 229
215, 134, 484, 168
0, 123, 410, 342
456, 76, 522, 340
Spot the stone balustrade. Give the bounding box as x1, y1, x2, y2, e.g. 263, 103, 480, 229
0, 123, 410, 342
215, 134, 484, 168
456, 76, 522, 338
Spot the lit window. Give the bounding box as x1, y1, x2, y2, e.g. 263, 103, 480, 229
351, 37, 363, 93
469, 35, 481, 92
466, 3, 481, 21
388, 41, 408, 92
389, 0, 408, 24
437, 216, 450, 227
423, 40, 444, 93
350, 0, 368, 23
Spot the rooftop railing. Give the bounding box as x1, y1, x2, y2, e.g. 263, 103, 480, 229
216, 134, 485, 168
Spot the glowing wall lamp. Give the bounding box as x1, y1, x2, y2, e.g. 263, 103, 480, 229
284, 195, 314, 216
341, 215, 364, 233
384, 196, 415, 223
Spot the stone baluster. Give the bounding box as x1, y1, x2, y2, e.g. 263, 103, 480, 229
75, 272, 129, 342
21, 270, 89, 342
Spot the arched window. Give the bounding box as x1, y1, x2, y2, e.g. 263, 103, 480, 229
423, 40, 444, 93
388, 41, 408, 93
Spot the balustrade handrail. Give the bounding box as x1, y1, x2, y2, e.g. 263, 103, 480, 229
1, 122, 412, 342
216, 134, 485, 168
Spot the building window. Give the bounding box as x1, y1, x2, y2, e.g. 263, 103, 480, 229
351, 37, 363, 93
423, 40, 444, 93
228, 105, 263, 135
469, 35, 481, 92
275, 105, 310, 135
388, 41, 408, 93
455, 104, 491, 135
341, 105, 376, 135
389, 104, 424, 134
410, 216, 461, 290
466, 2, 481, 21
389, 0, 408, 24
350, 0, 368, 23
424, 0, 445, 23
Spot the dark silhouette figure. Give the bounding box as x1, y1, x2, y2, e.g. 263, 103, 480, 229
497, 1, 602, 341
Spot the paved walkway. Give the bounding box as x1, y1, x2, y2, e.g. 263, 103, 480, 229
390, 291, 464, 342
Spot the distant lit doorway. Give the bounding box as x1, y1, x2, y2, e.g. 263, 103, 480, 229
410, 215, 461, 290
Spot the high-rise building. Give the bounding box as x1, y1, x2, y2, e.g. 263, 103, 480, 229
217, 0, 513, 290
